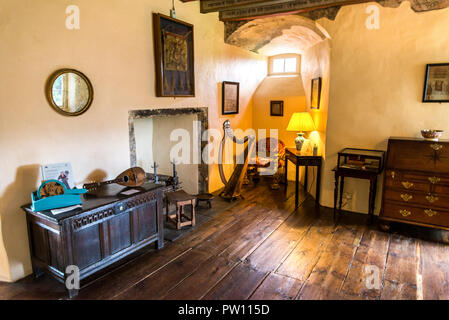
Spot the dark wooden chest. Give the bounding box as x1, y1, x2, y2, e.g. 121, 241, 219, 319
381, 138, 449, 230
22, 183, 165, 298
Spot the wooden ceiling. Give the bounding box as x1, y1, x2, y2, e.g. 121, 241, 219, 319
181, 0, 372, 21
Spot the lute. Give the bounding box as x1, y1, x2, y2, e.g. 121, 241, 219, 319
83, 167, 146, 191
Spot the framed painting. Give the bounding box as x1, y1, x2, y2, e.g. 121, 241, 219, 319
222, 81, 239, 115
311, 77, 322, 109
153, 13, 195, 97
423, 63, 449, 103
270, 100, 284, 116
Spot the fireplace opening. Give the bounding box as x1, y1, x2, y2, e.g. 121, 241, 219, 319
129, 108, 208, 195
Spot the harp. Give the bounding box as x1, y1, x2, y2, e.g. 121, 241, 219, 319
218, 120, 256, 200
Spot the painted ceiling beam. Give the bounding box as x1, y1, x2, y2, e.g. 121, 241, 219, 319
218, 0, 372, 21
200, 0, 294, 13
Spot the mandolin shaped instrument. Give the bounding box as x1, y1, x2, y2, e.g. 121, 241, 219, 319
83, 167, 146, 191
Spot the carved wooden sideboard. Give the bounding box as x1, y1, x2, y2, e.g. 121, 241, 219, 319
22, 183, 165, 298
380, 138, 449, 231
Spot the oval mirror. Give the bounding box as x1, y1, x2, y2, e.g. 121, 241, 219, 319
46, 69, 93, 116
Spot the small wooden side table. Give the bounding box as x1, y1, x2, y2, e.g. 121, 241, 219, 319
333, 167, 379, 224
196, 193, 215, 208
165, 190, 196, 230
284, 148, 323, 208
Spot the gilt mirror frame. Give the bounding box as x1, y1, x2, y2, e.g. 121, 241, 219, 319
46, 68, 94, 116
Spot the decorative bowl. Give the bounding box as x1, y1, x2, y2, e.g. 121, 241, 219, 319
421, 130, 444, 141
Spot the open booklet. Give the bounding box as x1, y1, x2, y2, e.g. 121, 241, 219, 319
40, 162, 80, 215
40, 162, 75, 189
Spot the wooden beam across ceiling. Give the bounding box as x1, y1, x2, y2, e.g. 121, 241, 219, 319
200, 0, 294, 13
216, 0, 372, 21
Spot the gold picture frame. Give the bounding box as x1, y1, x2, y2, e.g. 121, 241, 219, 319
153, 13, 195, 97
311, 77, 322, 109
423, 63, 449, 103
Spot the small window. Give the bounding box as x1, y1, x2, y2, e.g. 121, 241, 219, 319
269, 55, 299, 75
273, 59, 285, 73
284, 58, 297, 73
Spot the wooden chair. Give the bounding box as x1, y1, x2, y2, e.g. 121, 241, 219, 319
247, 137, 286, 189
165, 190, 196, 230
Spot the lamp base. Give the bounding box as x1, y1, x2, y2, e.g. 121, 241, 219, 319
295, 133, 305, 151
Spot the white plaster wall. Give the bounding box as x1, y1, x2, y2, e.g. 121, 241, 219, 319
319, 2, 449, 213
153, 114, 199, 195
0, 0, 266, 281
134, 118, 154, 171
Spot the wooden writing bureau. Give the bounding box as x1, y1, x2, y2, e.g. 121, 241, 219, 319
22, 183, 165, 298
380, 138, 449, 231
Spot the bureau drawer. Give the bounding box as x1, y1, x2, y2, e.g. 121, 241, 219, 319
382, 201, 449, 227
385, 170, 431, 193
387, 140, 449, 172
385, 170, 449, 194
384, 188, 449, 209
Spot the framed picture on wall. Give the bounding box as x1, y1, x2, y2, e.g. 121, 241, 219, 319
270, 100, 284, 116
153, 13, 195, 97
311, 77, 322, 109
423, 63, 449, 103
222, 81, 239, 115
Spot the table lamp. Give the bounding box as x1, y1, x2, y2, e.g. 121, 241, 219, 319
287, 112, 316, 151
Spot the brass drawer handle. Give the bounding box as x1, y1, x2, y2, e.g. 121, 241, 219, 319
400, 209, 411, 217
400, 194, 413, 202
426, 194, 439, 203
425, 209, 437, 217
430, 143, 443, 151
401, 181, 414, 189
428, 176, 441, 184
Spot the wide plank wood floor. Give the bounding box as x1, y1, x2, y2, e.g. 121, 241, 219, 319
2, 181, 449, 300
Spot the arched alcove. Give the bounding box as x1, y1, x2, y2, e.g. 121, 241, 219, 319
225, 15, 329, 55
227, 14, 331, 200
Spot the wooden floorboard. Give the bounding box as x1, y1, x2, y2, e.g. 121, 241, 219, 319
3, 180, 449, 300
245, 202, 316, 273
275, 211, 336, 282
420, 240, 449, 299
162, 255, 238, 300
249, 273, 302, 300
297, 223, 365, 300
202, 262, 268, 300
339, 228, 391, 299
114, 248, 211, 300
380, 234, 419, 300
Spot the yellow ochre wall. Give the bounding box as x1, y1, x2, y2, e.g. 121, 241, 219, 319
0, 0, 266, 282
301, 40, 330, 198
3, 0, 449, 283
252, 43, 330, 194
318, 2, 449, 213
252, 75, 307, 150
251, 74, 311, 185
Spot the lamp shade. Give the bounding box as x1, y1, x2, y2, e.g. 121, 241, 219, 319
287, 112, 316, 132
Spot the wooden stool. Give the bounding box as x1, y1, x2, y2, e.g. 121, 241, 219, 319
165, 190, 196, 230
196, 193, 215, 208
